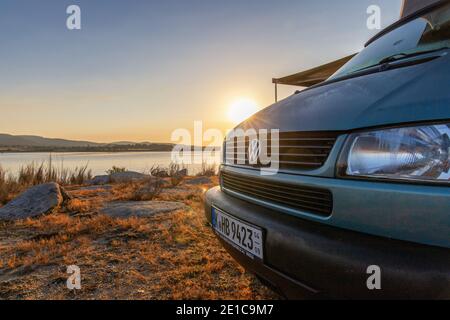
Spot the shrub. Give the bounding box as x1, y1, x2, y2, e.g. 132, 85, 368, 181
168, 163, 186, 187
106, 166, 127, 175
150, 165, 169, 178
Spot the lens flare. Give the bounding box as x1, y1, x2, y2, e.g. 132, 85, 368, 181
228, 98, 260, 124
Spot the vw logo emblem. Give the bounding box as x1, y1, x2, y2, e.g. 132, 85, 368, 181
248, 139, 261, 164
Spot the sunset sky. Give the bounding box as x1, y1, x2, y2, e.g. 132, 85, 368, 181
0, 0, 401, 143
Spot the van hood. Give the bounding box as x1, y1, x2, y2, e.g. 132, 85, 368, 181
240, 53, 450, 132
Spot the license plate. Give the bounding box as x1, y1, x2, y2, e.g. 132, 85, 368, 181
212, 207, 263, 260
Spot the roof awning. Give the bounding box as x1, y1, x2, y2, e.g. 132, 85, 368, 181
272, 53, 356, 88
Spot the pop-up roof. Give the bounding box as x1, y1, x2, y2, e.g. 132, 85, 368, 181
401, 0, 442, 18
272, 0, 445, 99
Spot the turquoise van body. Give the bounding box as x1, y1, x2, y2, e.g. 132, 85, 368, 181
205, 1, 450, 299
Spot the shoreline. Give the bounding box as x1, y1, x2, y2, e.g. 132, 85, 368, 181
0, 150, 175, 154
0, 148, 221, 154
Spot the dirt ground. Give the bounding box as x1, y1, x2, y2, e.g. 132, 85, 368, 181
0, 177, 279, 300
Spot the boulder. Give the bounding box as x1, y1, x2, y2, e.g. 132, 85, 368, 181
90, 171, 151, 185
90, 175, 110, 185
110, 171, 150, 183
0, 183, 65, 220
185, 177, 213, 185
101, 201, 187, 218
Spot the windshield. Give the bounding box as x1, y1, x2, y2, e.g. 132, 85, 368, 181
330, 3, 450, 80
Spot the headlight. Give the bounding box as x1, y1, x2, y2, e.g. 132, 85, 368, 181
337, 124, 450, 183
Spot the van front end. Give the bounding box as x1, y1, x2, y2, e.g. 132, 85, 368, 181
205, 160, 450, 299
205, 1, 450, 300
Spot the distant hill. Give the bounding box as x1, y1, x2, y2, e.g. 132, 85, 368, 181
108, 141, 153, 146
0, 134, 102, 148
0, 134, 175, 152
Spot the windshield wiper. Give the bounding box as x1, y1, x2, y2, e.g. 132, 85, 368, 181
355, 46, 450, 73
379, 47, 449, 64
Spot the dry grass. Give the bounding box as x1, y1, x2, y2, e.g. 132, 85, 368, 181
17, 161, 92, 186
168, 163, 186, 187
129, 179, 163, 201
0, 176, 278, 300
0, 168, 22, 205
111, 178, 163, 202
196, 162, 217, 177
66, 198, 101, 214
150, 165, 169, 177
0, 161, 92, 206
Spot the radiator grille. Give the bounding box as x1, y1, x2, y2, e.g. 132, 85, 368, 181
221, 171, 333, 217
225, 131, 339, 171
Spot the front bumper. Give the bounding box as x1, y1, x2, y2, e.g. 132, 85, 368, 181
205, 187, 450, 299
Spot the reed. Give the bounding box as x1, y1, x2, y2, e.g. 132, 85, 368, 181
0, 159, 92, 205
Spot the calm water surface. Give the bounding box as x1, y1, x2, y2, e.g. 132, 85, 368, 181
0, 152, 221, 176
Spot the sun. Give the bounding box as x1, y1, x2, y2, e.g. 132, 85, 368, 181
227, 98, 260, 124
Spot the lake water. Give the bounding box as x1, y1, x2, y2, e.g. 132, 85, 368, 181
0, 152, 221, 177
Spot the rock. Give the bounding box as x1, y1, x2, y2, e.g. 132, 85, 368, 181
110, 171, 150, 183
101, 201, 187, 218
90, 175, 110, 185
133, 188, 161, 201
0, 183, 64, 220
90, 171, 151, 185
139, 176, 170, 188
148, 176, 171, 186
59, 186, 73, 201
185, 177, 213, 185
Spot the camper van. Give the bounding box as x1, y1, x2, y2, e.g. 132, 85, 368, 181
204, 0, 450, 299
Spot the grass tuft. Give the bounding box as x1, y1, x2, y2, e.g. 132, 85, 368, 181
196, 162, 217, 177
0, 160, 92, 206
